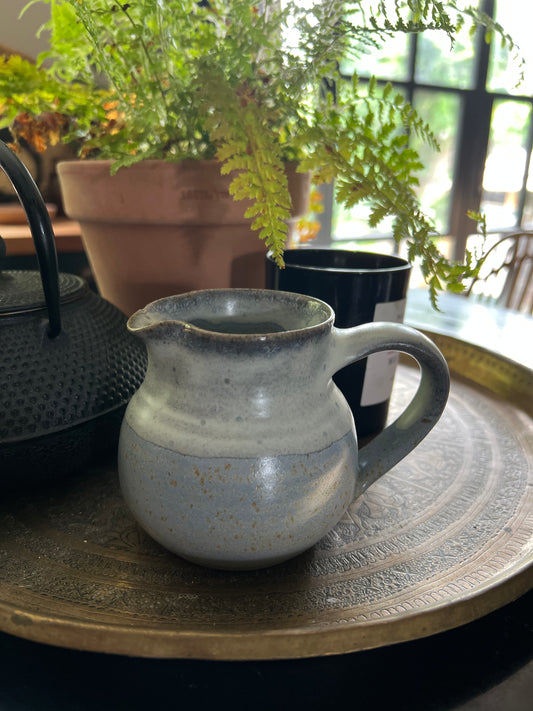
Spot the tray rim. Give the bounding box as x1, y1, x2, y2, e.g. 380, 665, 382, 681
0, 331, 532, 660
1, 545, 532, 660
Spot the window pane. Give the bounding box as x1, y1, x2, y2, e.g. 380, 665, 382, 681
411, 90, 461, 233
331, 86, 459, 239
522, 155, 533, 227
340, 33, 410, 82
331, 82, 407, 241
414, 20, 478, 89
487, 0, 533, 96
332, 203, 394, 242
481, 100, 532, 228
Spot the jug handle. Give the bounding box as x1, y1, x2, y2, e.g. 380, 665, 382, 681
331, 322, 450, 500
0, 140, 61, 338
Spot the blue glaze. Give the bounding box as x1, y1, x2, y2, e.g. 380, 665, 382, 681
119, 422, 357, 570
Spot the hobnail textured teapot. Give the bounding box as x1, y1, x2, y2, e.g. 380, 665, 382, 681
0, 140, 146, 488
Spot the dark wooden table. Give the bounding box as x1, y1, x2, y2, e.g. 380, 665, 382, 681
0, 290, 531, 711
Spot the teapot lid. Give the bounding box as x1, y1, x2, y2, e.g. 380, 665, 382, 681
0, 269, 87, 316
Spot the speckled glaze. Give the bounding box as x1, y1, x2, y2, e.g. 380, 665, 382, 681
118, 289, 450, 570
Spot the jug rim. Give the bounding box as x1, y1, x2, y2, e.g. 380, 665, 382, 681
127, 288, 335, 340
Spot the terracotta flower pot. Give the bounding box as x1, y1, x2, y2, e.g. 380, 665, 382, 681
57, 159, 311, 315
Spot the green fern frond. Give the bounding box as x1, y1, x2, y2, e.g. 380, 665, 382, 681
199, 68, 291, 267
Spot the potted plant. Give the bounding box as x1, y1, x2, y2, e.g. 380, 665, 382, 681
0, 0, 514, 313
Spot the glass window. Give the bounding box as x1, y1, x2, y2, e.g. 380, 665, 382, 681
481, 100, 532, 228
328, 0, 533, 262
415, 24, 477, 90
522, 156, 533, 227
410, 89, 462, 232
332, 89, 461, 239
340, 34, 410, 82
487, 0, 533, 96
331, 80, 407, 243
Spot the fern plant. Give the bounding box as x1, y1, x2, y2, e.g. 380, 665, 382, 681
0, 0, 516, 302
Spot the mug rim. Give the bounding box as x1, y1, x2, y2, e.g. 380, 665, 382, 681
269, 248, 411, 274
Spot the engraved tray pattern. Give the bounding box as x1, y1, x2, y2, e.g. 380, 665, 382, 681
0, 334, 531, 660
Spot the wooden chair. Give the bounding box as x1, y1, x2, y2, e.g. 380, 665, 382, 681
465, 231, 533, 314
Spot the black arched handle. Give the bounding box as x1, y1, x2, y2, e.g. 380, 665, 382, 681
0, 140, 61, 337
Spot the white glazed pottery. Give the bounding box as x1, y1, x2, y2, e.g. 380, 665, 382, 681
118, 289, 450, 570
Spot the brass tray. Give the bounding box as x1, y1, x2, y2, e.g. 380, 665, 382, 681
0, 333, 531, 660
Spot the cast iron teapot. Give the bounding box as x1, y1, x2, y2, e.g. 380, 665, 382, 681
0, 140, 147, 488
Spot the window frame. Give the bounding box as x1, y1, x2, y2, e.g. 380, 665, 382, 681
321, 0, 533, 261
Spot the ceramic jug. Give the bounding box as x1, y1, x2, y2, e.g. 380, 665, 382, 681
118, 289, 450, 570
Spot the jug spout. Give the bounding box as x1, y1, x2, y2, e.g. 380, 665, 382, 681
127, 301, 188, 339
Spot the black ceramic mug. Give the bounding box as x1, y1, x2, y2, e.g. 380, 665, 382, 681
266, 248, 412, 438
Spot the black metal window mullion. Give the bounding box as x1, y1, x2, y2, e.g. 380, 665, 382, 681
406, 33, 417, 105
448, 0, 494, 260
